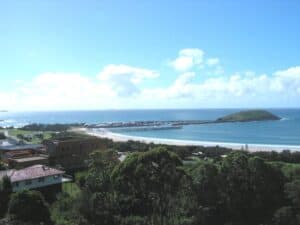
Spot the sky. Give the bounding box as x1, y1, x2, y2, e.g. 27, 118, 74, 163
1, 0, 300, 110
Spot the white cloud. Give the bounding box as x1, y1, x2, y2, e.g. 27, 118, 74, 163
206, 58, 219, 66
0, 65, 160, 110
0, 73, 116, 110
1, 51, 300, 110
170, 48, 204, 71
98, 64, 159, 96
138, 67, 300, 108
164, 72, 196, 98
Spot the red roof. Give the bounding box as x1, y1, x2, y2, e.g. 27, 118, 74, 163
0, 165, 64, 182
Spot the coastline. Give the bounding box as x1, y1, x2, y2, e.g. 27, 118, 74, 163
75, 128, 300, 152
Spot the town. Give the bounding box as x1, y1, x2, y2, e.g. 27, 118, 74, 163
0, 127, 109, 199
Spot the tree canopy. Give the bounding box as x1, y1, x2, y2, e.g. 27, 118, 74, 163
8, 190, 52, 224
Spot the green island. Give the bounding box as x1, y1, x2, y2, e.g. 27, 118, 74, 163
216, 109, 281, 122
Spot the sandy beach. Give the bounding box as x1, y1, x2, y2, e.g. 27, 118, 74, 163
75, 128, 300, 152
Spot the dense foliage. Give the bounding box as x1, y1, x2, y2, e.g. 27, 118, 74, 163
1, 139, 300, 225
0, 132, 6, 140
20, 123, 84, 132
216, 110, 280, 122
0, 161, 6, 171
8, 190, 52, 224
0, 176, 12, 218
49, 148, 300, 225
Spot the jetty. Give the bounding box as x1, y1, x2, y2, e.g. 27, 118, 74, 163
85, 110, 281, 131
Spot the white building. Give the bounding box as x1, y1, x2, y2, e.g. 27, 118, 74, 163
0, 164, 71, 192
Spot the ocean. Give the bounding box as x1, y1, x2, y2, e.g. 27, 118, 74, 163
0, 109, 300, 146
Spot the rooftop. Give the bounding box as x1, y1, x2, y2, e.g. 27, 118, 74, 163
0, 165, 64, 182
10, 156, 48, 163
0, 144, 44, 151
3, 150, 35, 158
47, 136, 99, 144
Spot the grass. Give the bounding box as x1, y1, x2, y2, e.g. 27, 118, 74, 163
3, 128, 53, 144
269, 161, 300, 180
62, 182, 81, 198
62, 170, 87, 198
75, 170, 88, 180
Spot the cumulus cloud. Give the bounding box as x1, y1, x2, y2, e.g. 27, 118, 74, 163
206, 58, 220, 66
148, 72, 196, 99
98, 64, 159, 96
1, 51, 300, 110
0, 73, 116, 110
0, 65, 160, 110
138, 66, 300, 108
272, 66, 300, 94
170, 48, 205, 71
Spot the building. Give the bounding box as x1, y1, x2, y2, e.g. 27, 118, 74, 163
0, 165, 71, 193
44, 136, 105, 170
7, 155, 49, 168
1, 147, 48, 169
0, 144, 46, 159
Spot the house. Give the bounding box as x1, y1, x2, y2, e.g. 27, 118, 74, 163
7, 155, 49, 168
0, 144, 46, 159
0, 165, 71, 193
43, 136, 105, 170
1, 148, 49, 168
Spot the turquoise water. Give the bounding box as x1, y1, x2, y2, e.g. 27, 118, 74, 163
0, 109, 299, 146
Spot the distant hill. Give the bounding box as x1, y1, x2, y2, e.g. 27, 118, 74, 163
216, 110, 281, 122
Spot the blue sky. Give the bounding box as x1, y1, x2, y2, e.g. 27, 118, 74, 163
1, 0, 300, 110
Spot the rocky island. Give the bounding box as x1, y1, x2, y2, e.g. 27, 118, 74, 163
216, 110, 281, 122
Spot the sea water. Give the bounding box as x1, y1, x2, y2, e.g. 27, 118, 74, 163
0, 109, 299, 146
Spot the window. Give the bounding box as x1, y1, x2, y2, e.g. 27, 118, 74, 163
14, 182, 19, 187
25, 180, 32, 185
53, 175, 61, 179
38, 177, 45, 182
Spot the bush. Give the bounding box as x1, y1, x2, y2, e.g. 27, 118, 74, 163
0, 132, 6, 140
8, 190, 52, 224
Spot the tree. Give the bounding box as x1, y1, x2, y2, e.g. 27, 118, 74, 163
85, 150, 118, 192
8, 190, 52, 224
282, 180, 300, 225
76, 150, 119, 225
273, 206, 298, 225
50, 193, 88, 225
187, 161, 221, 225
219, 153, 286, 225
0, 161, 6, 171
188, 161, 219, 207
247, 157, 286, 223
0, 132, 6, 140
0, 176, 12, 218
219, 152, 252, 224
112, 147, 189, 225
285, 180, 300, 208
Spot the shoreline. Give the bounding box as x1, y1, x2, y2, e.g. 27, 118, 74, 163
76, 128, 300, 152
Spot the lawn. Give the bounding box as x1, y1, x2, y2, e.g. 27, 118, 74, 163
5, 128, 53, 144
62, 182, 81, 198
269, 161, 300, 180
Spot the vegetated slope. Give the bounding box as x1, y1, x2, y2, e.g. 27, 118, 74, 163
216, 110, 281, 122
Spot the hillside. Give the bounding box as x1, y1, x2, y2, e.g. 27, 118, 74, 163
216, 110, 281, 122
